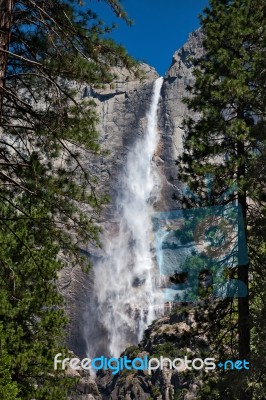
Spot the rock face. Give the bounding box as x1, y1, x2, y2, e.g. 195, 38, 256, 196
87, 64, 159, 203
67, 367, 102, 400
156, 28, 204, 211
60, 29, 205, 399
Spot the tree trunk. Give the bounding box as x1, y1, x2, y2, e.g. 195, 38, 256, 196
0, 0, 14, 121
237, 138, 251, 400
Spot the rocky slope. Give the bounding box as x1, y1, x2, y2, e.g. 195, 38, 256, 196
67, 305, 208, 400
96, 305, 207, 400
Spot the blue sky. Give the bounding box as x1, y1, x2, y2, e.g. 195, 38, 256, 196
90, 0, 209, 75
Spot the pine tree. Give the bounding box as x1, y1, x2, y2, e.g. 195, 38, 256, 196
0, 198, 75, 399
178, 0, 266, 399
0, 0, 138, 398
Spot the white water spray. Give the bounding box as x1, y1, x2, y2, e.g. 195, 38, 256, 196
92, 77, 164, 357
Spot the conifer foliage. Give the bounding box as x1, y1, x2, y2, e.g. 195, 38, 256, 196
0, 1, 136, 398
178, 0, 266, 399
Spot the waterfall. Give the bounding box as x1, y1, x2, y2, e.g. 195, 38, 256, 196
89, 77, 164, 358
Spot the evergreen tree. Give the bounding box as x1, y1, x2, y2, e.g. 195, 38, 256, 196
0, 198, 75, 399
0, 0, 138, 398
178, 0, 266, 399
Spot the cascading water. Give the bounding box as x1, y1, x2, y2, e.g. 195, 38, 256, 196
89, 77, 164, 358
